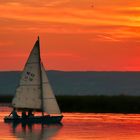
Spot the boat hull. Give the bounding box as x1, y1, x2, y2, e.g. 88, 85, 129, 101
4, 115, 63, 124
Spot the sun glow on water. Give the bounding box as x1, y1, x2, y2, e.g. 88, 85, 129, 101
1, 106, 140, 140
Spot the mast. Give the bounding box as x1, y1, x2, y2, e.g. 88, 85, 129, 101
38, 36, 44, 116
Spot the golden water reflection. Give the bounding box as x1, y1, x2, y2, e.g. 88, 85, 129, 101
12, 123, 62, 140
1, 106, 140, 140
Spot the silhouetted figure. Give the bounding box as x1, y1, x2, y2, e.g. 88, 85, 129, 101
22, 111, 27, 119
28, 110, 34, 117
9, 108, 19, 118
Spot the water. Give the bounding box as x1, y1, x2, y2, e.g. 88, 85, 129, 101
1, 106, 140, 140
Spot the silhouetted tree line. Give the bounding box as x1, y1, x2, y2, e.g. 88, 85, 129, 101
1, 95, 140, 113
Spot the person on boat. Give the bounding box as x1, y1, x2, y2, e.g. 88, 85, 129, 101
9, 108, 19, 118
22, 111, 27, 119
28, 110, 34, 117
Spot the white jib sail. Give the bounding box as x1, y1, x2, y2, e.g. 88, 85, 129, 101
41, 64, 61, 115
12, 39, 41, 110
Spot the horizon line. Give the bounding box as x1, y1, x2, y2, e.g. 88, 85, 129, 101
1, 70, 140, 72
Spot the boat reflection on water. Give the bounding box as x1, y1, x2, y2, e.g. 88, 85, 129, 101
9, 122, 62, 140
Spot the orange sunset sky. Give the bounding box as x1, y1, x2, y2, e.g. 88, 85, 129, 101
0, 0, 140, 71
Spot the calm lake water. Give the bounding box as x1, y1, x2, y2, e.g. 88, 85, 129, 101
1, 106, 140, 140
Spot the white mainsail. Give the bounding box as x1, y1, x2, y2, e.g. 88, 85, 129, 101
12, 39, 42, 110
12, 37, 62, 116
41, 64, 61, 115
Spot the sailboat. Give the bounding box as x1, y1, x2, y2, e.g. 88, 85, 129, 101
4, 37, 63, 124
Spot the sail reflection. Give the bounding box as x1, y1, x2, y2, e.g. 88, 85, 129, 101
10, 123, 62, 140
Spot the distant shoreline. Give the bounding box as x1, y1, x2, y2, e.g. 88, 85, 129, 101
0, 70, 140, 73
1, 71, 140, 96
1, 95, 140, 114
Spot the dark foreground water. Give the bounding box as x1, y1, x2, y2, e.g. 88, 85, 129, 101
1, 106, 140, 140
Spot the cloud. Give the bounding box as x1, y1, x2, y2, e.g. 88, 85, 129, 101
0, 0, 140, 71
0, 1, 139, 27
0, 0, 71, 7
